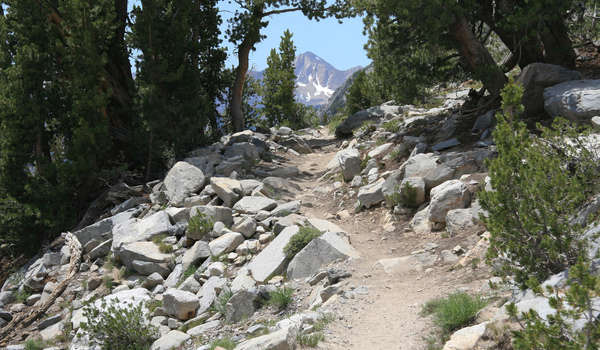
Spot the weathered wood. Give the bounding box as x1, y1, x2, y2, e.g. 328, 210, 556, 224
74, 182, 149, 231
0, 233, 82, 341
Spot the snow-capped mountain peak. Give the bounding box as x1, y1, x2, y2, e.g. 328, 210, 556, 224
293, 52, 362, 106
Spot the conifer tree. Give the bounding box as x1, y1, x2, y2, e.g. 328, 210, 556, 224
479, 80, 599, 286
131, 0, 227, 178
261, 30, 299, 128
344, 70, 384, 115
0, 0, 128, 252
226, 0, 351, 132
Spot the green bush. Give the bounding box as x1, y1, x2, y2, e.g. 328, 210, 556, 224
103, 276, 114, 290
24, 339, 46, 350
382, 119, 402, 133
508, 258, 600, 349
80, 297, 159, 350
182, 265, 198, 280
187, 209, 214, 238
209, 337, 236, 350
479, 80, 599, 286
327, 112, 345, 135
151, 234, 169, 244
385, 181, 418, 208
14, 288, 31, 304
421, 291, 487, 332
283, 227, 324, 259
265, 286, 294, 309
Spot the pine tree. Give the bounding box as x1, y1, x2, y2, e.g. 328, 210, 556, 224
345, 70, 384, 115
261, 30, 299, 128
226, 0, 351, 132
131, 0, 227, 179
0, 0, 126, 253
479, 80, 599, 286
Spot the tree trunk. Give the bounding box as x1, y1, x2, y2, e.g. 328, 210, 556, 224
478, 2, 545, 69
452, 15, 508, 96
230, 38, 252, 133
104, 0, 136, 141
230, 4, 265, 133
540, 17, 577, 68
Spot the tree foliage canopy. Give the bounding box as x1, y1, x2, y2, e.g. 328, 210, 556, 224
226, 0, 352, 132
354, 0, 596, 103
0, 0, 227, 255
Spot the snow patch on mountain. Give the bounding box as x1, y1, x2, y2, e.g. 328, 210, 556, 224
293, 52, 362, 106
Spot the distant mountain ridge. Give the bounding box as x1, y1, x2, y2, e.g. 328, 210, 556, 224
250, 51, 363, 107
293, 52, 362, 106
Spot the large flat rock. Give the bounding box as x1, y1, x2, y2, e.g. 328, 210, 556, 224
287, 232, 360, 279
544, 79, 600, 124
233, 196, 278, 215
247, 226, 300, 283
112, 211, 172, 254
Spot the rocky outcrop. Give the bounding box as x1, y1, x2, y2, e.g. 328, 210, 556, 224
544, 79, 600, 123
516, 63, 582, 118
6, 84, 600, 350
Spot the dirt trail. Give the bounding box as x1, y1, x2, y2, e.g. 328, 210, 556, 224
276, 145, 494, 350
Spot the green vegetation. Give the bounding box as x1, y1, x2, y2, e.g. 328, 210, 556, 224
508, 258, 600, 349
130, 0, 227, 174
80, 298, 159, 350
151, 234, 169, 244
0, 0, 227, 257
146, 299, 162, 314
260, 30, 316, 129
479, 80, 599, 286
345, 69, 385, 115
283, 227, 325, 259
181, 316, 207, 333
182, 265, 198, 280
209, 337, 236, 350
103, 276, 114, 290
382, 119, 402, 133
157, 242, 174, 254
24, 339, 46, 350
297, 332, 325, 347
224, 0, 349, 132
187, 210, 214, 238
313, 313, 336, 331
355, 0, 597, 104
421, 291, 487, 333
265, 286, 295, 309
327, 113, 346, 135
211, 288, 234, 315
385, 181, 418, 208
355, 121, 375, 138
14, 288, 31, 304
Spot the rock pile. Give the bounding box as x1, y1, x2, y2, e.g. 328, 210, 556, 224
1, 62, 599, 350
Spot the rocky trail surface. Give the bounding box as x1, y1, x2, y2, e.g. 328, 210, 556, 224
268, 143, 496, 350
2, 60, 600, 350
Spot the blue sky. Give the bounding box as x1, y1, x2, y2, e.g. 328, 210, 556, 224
129, 1, 371, 72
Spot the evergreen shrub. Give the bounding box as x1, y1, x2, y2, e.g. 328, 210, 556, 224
80, 297, 159, 350
479, 79, 600, 286
187, 210, 214, 238
283, 227, 324, 259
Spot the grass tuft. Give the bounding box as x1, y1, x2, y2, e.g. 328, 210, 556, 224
265, 286, 294, 309
420, 291, 487, 332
